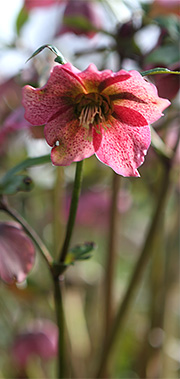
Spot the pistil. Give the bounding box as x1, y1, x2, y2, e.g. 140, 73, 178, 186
75, 92, 113, 133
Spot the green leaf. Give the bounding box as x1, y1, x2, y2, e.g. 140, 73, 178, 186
144, 44, 179, 66
0, 155, 51, 186
154, 15, 180, 41
16, 7, 29, 35
141, 67, 180, 76
51, 243, 96, 276
26, 44, 67, 64
0, 175, 33, 195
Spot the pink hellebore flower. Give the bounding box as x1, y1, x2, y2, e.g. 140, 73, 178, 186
12, 320, 58, 368
23, 63, 170, 177
0, 222, 35, 284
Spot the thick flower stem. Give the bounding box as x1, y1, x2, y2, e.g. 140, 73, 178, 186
95, 160, 172, 378
59, 160, 84, 264
53, 277, 65, 379
105, 173, 121, 337
0, 197, 53, 268
53, 167, 64, 258
52, 160, 84, 378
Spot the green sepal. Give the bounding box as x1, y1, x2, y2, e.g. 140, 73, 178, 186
26, 44, 67, 64
141, 67, 180, 76
65, 242, 96, 264
0, 175, 33, 195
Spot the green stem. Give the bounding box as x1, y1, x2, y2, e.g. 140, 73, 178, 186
53, 277, 65, 378
53, 160, 84, 377
53, 167, 64, 258
59, 160, 84, 264
0, 198, 53, 268
96, 161, 172, 378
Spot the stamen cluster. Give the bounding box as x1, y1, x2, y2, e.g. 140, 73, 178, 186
75, 92, 112, 133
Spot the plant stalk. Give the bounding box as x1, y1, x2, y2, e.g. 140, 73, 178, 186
59, 160, 84, 264
53, 277, 65, 378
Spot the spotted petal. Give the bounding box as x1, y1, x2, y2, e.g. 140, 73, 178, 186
22, 63, 86, 126
94, 122, 151, 177
50, 115, 97, 166
103, 70, 171, 125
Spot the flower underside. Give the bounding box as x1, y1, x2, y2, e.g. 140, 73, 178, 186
75, 92, 113, 134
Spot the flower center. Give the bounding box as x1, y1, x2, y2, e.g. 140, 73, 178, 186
75, 92, 113, 133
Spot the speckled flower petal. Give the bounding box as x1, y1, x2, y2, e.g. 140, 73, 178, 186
113, 106, 148, 127
94, 122, 151, 177
44, 104, 75, 146
0, 222, 35, 284
78, 64, 131, 93
50, 114, 97, 165
23, 62, 171, 176
22, 63, 86, 126
103, 70, 171, 124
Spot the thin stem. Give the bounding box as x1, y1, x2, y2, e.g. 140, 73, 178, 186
53, 167, 64, 258
53, 160, 83, 377
105, 173, 121, 337
53, 277, 65, 379
59, 160, 84, 263
96, 162, 172, 378
0, 198, 53, 268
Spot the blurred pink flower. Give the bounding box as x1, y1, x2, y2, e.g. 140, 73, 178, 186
23, 63, 170, 177
0, 78, 24, 154
2, 106, 45, 139
65, 188, 132, 228
1, 106, 31, 132
12, 319, 58, 368
0, 222, 35, 284
56, 0, 102, 38
24, 0, 63, 10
